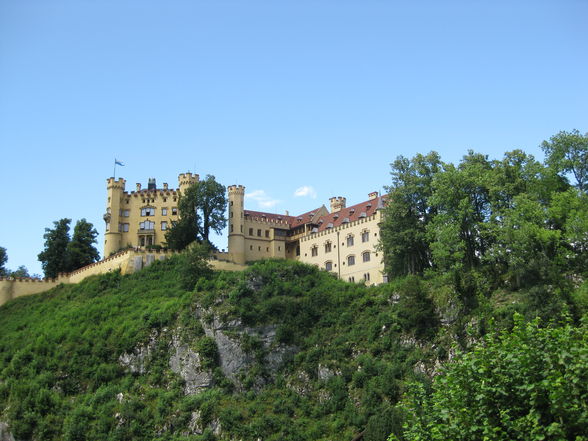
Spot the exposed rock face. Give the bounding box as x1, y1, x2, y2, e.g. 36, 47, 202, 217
118, 329, 160, 374
198, 309, 297, 389
168, 333, 214, 395
0, 423, 15, 441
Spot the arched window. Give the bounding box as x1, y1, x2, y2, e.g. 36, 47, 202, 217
347, 255, 355, 266
311, 245, 318, 257
361, 230, 369, 242
347, 235, 354, 247
362, 251, 371, 262
324, 241, 332, 253
325, 261, 333, 271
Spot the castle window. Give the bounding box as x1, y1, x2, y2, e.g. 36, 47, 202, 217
311, 245, 318, 257
162, 208, 168, 216
231, 224, 234, 232
172, 207, 178, 215
265, 230, 269, 238
258, 246, 261, 251
364, 272, 371, 281
123, 223, 129, 232
250, 245, 253, 250
163, 198, 167, 202
249, 228, 253, 235
161, 221, 168, 231
257, 229, 262, 237
325, 261, 333, 271
347, 255, 355, 266
347, 235, 354, 247
296, 246, 300, 256
349, 276, 355, 282
362, 251, 370, 262
362, 231, 369, 242
324, 241, 332, 253
140, 221, 155, 230
141, 207, 155, 216
123, 209, 129, 217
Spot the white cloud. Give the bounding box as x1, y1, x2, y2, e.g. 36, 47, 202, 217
294, 185, 317, 199
245, 190, 280, 209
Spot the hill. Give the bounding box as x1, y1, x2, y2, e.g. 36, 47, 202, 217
0, 255, 586, 441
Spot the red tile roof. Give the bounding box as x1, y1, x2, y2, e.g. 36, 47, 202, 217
315, 195, 385, 232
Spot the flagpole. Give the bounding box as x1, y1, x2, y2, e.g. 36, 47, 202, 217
113, 159, 117, 179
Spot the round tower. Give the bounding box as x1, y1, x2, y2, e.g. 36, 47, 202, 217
227, 185, 246, 264
104, 177, 126, 256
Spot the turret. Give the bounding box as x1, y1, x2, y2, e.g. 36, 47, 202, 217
329, 196, 346, 213
227, 185, 246, 264
104, 177, 126, 256
178, 172, 199, 194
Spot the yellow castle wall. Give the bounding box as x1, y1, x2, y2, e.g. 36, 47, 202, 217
298, 211, 385, 285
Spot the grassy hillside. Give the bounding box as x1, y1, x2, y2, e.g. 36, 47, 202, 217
0, 256, 585, 441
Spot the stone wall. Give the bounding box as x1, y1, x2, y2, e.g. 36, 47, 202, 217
0, 248, 247, 307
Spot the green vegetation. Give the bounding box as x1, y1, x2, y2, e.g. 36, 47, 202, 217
165, 175, 227, 250
1, 131, 587, 440
37, 218, 100, 278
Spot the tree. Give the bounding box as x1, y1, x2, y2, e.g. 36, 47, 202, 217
67, 218, 100, 269
166, 175, 227, 250
541, 129, 588, 192
38, 219, 72, 278
0, 246, 7, 277
398, 315, 588, 441
10, 266, 30, 278
379, 152, 443, 277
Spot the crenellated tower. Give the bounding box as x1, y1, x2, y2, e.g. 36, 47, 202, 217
227, 185, 246, 264
178, 172, 199, 195
104, 177, 126, 256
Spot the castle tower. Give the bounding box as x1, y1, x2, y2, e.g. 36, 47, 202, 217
104, 177, 126, 256
178, 172, 199, 194
227, 185, 246, 264
329, 196, 346, 213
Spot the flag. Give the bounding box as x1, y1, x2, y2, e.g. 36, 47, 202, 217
115, 159, 124, 166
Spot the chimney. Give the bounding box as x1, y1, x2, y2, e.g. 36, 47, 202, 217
136, 183, 142, 191
163, 182, 168, 190
368, 191, 378, 200
329, 196, 346, 213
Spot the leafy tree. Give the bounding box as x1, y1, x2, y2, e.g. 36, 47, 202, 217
166, 175, 227, 250
38, 218, 72, 278
541, 129, 588, 192
10, 265, 30, 278
398, 314, 588, 441
179, 242, 213, 290
67, 218, 100, 269
0, 246, 7, 276
380, 152, 443, 277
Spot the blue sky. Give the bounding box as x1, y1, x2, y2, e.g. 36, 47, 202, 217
1, 0, 587, 276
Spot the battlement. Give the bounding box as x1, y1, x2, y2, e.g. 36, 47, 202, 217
228, 185, 246, 195
179, 172, 199, 188
107, 177, 126, 190
329, 196, 347, 213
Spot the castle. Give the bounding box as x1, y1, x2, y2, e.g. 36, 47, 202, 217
103, 173, 387, 285
103, 173, 199, 256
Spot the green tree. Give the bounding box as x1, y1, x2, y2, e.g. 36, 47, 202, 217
379, 152, 443, 277
427, 151, 493, 272
67, 218, 100, 270
399, 314, 588, 441
37, 218, 71, 278
166, 175, 227, 250
541, 129, 588, 192
0, 246, 7, 277
10, 265, 30, 278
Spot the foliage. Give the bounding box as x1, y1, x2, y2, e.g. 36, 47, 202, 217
67, 218, 100, 269
541, 129, 588, 192
166, 175, 227, 250
399, 314, 588, 441
37, 218, 72, 278
0, 246, 7, 276
10, 265, 30, 278
179, 242, 213, 290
